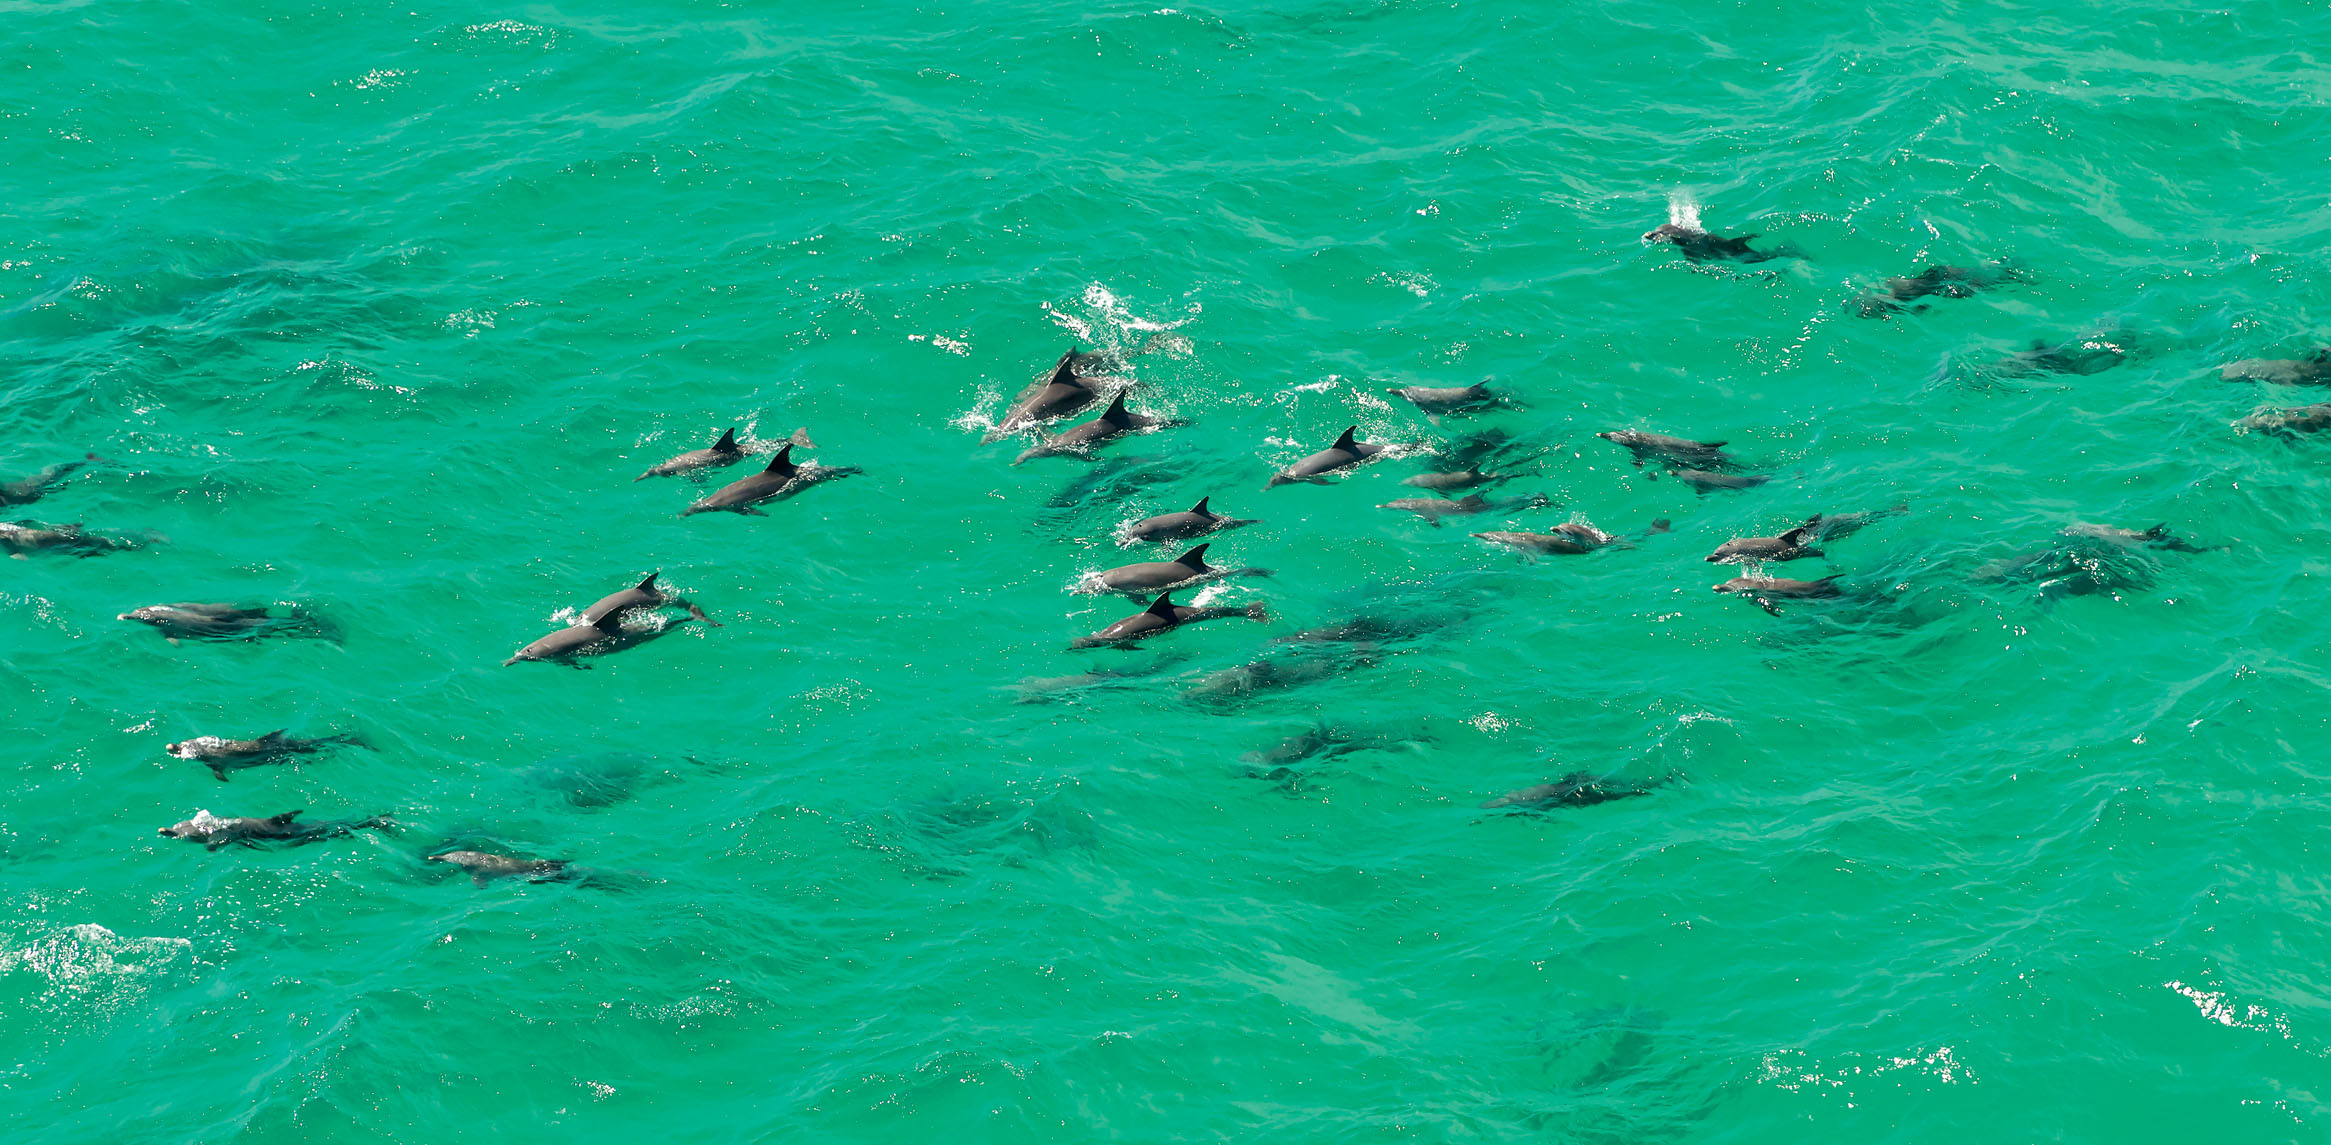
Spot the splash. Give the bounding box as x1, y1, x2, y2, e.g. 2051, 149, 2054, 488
1666, 188, 1702, 230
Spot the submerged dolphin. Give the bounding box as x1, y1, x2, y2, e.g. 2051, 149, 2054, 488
0, 454, 96, 506
1706, 523, 1822, 564
1672, 469, 1770, 493
1402, 469, 1516, 491
680, 444, 858, 516
1120, 497, 1259, 543
1852, 262, 2023, 318
1379, 492, 1549, 526
1473, 518, 1669, 555
427, 850, 572, 887
1267, 426, 1390, 487
580, 572, 719, 627
1014, 391, 1175, 464
118, 603, 320, 643
636, 426, 813, 481
158, 809, 393, 851
1596, 430, 1732, 470
1384, 381, 1494, 417
2238, 402, 2331, 437
2221, 350, 2331, 385
1071, 591, 1269, 648
168, 730, 360, 781
1712, 573, 1843, 614
1082, 543, 1272, 595
1801, 505, 1905, 541
1480, 771, 1666, 811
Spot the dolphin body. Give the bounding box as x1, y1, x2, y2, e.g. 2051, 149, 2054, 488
1642, 223, 1790, 264
1706, 524, 1822, 564
2238, 403, 2331, 437
168, 730, 360, 781
1481, 771, 1666, 811
1473, 518, 1669, 555
1083, 543, 1271, 595
2061, 522, 2211, 553
2222, 351, 2331, 385
158, 809, 393, 851
0, 455, 96, 506
427, 850, 573, 887
1014, 392, 1174, 464
1852, 262, 2024, 318
1713, 573, 1843, 614
636, 426, 814, 481
1672, 469, 1770, 493
1071, 591, 1269, 648
680, 444, 859, 516
1120, 497, 1258, 544
1402, 469, 1515, 491
1379, 492, 1549, 526
1596, 430, 1732, 470
1802, 506, 1906, 541
581, 572, 719, 627
1267, 426, 1390, 488
118, 603, 319, 643
0, 521, 148, 557
1385, 381, 1494, 417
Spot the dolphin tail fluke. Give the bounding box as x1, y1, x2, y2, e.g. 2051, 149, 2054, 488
270, 810, 304, 826
687, 602, 723, 628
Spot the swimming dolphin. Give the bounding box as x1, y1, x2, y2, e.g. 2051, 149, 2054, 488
988, 349, 1126, 442
1084, 543, 1272, 595
167, 730, 360, 781
1120, 497, 1259, 544
680, 444, 858, 516
1480, 771, 1665, 810
504, 611, 625, 667
1596, 430, 1732, 470
118, 603, 319, 643
1472, 518, 1670, 555
1071, 591, 1269, 648
1706, 523, 1822, 564
1379, 492, 1549, 526
1712, 573, 1842, 614
1401, 469, 1516, 491
0, 521, 148, 557
1801, 505, 1906, 541
580, 572, 719, 627
2061, 523, 2211, 553
1384, 381, 1494, 417
1642, 222, 1794, 264
158, 809, 393, 851
426, 850, 572, 887
1184, 645, 1376, 705
1014, 391, 1174, 464
1267, 426, 1390, 488
1995, 337, 2125, 376
636, 426, 813, 481
1672, 469, 1770, 493
2238, 403, 2331, 437
2221, 350, 2331, 385
0, 454, 96, 506
1852, 262, 2023, 318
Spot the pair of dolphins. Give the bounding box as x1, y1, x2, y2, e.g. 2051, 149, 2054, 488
504, 572, 720, 667
636, 426, 858, 515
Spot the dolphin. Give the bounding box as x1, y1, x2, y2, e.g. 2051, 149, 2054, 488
2061, 523, 2211, 553
118, 603, 318, 643
1672, 469, 1770, 493
504, 611, 625, 667
1706, 523, 1822, 564
1379, 492, 1549, 526
1801, 505, 1905, 541
1084, 543, 1271, 595
1596, 430, 1732, 470
167, 730, 360, 782
426, 850, 572, 887
580, 572, 719, 627
636, 426, 813, 481
1401, 469, 1515, 491
1852, 262, 2024, 318
1713, 573, 1843, 614
1267, 426, 1389, 488
1473, 518, 1669, 555
0, 521, 148, 557
2238, 402, 2331, 437
1120, 497, 1258, 543
1014, 391, 1174, 464
1184, 645, 1374, 704
1642, 222, 1790, 264
988, 349, 1124, 441
1384, 381, 1494, 416
1071, 591, 1270, 648
1995, 337, 2124, 376
158, 809, 394, 851
680, 444, 858, 516
2221, 350, 2331, 385
0, 454, 96, 506
1480, 772, 1664, 811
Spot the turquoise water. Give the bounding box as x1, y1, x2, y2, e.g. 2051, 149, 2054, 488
7, 0, 2331, 1139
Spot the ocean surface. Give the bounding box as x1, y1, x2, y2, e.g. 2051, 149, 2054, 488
6, 0, 2331, 1140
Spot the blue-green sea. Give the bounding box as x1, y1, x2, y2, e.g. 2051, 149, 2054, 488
8, 0, 2331, 1140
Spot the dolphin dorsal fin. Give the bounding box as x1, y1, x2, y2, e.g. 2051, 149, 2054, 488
1144, 592, 1179, 617
1331, 426, 1359, 452
270, 810, 303, 825
1190, 496, 1211, 515
1102, 390, 1131, 421
1050, 349, 1079, 384
763, 444, 795, 474
259, 729, 290, 743
636, 572, 659, 591
1174, 543, 1210, 569
713, 427, 739, 452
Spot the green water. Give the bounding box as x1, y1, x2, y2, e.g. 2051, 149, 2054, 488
7, 0, 2331, 1140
